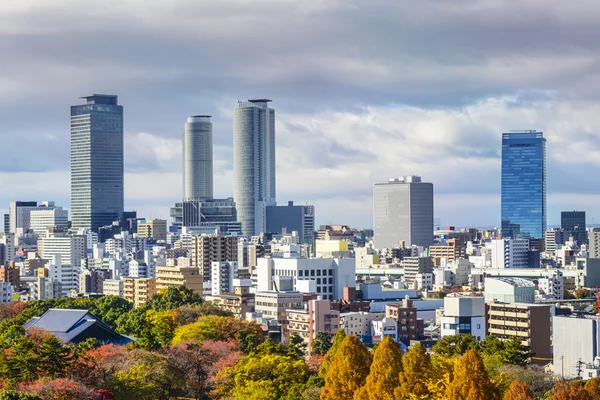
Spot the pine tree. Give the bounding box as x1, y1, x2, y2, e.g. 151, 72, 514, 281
319, 328, 346, 377
445, 349, 500, 400
394, 343, 432, 399
354, 336, 402, 400
320, 335, 372, 400
503, 381, 533, 400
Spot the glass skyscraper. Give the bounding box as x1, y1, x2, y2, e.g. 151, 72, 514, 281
501, 131, 546, 240
71, 94, 124, 231
233, 99, 276, 236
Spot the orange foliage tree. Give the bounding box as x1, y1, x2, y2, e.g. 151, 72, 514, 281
503, 381, 533, 400
354, 336, 402, 400
395, 343, 432, 399
445, 350, 499, 400
550, 380, 591, 400
321, 335, 372, 400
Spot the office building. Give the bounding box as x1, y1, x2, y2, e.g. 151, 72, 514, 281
123, 277, 157, 307
487, 302, 552, 365
137, 219, 167, 241
103, 279, 124, 297
3, 214, 8, 234
501, 131, 546, 240
373, 176, 434, 249
29, 202, 69, 235
171, 198, 241, 234
553, 315, 600, 379
183, 115, 213, 201
403, 256, 434, 287
191, 235, 238, 281
491, 238, 530, 268
561, 211, 587, 246
590, 228, 600, 258
545, 228, 566, 255
440, 297, 486, 340
71, 94, 124, 231
8, 201, 38, 235
233, 99, 276, 236
37, 234, 87, 270
484, 277, 535, 304
266, 202, 315, 244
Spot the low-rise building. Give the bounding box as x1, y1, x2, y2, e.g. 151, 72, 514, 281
255, 291, 304, 339
103, 279, 124, 297
287, 299, 340, 345
0, 282, 13, 303
371, 317, 398, 343
484, 277, 535, 304
385, 298, 423, 342
553, 315, 600, 379
213, 279, 255, 318
440, 296, 486, 340
156, 264, 203, 295
340, 311, 385, 339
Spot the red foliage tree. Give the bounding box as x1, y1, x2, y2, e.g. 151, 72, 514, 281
67, 344, 132, 388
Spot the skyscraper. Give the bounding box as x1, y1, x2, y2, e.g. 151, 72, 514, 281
501, 131, 546, 240
71, 94, 124, 231
373, 176, 434, 249
233, 99, 276, 236
183, 116, 213, 201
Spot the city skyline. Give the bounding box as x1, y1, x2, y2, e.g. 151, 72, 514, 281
2, 1, 600, 228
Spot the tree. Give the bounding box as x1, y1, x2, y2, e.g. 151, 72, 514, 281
498, 365, 555, 399
145, 286, 203, 312
574, 288, 592, 299
433, 334, 479, 357
37, 336, 74, 378
311, 332, 333, 356
500, 336, 532, 366
22, 378, 92, 400
319, 328, 345, 377
287, 333, 308, 359
172, 303, 233, 326
0, 391, 42, 400
88, 296, 133, 328
445, 350, 499, 400
171, 315, 263, 347
354, 336, 402, 400
321, 335, 372, 400
584, 377, 600, 398
480, 335, 505, 357
550, 380, 591, 400
503, 381, 533, 400
395, 343, 432, 399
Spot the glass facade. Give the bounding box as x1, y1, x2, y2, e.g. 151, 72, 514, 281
501, 131, 546, 239
71, 95, 124, 231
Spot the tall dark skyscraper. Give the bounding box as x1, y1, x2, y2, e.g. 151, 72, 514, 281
71, 94, 124, 231
501, 131, 546, 240
561, 211, 587, 245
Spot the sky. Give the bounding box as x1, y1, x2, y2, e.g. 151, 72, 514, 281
1, 0, 600, 229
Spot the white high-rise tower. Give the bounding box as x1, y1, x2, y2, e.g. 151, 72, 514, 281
233, 100, 276, 236
183, 116, 213, 201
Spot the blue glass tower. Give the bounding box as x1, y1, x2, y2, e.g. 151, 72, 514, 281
501, 131, 546, 239
71, 94, 124, 231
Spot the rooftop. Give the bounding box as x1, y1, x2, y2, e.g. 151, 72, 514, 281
486, 277, 535, 287
79, 94, 118, 105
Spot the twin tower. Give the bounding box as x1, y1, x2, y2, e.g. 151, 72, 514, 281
183, 99, 276, 236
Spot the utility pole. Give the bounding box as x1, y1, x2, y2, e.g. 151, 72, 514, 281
561, 355, 565, 379
577, 358, 583, 380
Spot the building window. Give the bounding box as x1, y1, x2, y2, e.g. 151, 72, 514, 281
299, 270, 303, 277
317, 270, 321, 276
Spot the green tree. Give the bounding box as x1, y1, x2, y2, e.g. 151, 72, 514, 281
395, 343, 432, 399
287, 333, 308, 359
503, 381, 533, 400
319, 328, 345, 377
145, 286, 203, 312
354, 336, 402, 400
321, 335, 372, 400
445, 350, 499, 400
574, 288, 592, 299
37, 336, 74, 378
89, 296, 133, 328
311, 332, 332, 356
433, 334, 479, 357
171, 315, 263, 347
0, 391, 42, 400
500, 336, 532, 366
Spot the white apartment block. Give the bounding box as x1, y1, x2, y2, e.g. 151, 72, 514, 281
38, 234, 86, 269
339, 312, 385, 337
211, 261, 238, 296
491, 238, 529, 269
413, 273, 433, 290
256, 257, 355, 300
537, 270, 564, 300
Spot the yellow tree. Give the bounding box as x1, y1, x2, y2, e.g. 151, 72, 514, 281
319, 328, 346, 378
354, 336, 402, 400
584, 377, 600, 398
321, 335, 372, 400
445, 350, 500, 400
503, 381, 533, 400
394, 343, 433, 399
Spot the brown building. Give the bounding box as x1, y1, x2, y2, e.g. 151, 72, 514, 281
216, 284, 255, 319
137, 219, 168, 241
123, 277, 157, 307
429, 239, 465, 266
0, 264, 20, 288
486, 301, 552, 365
385, 298, 424, 342
330, 286, 371, 313
155, 264, 204, 296
191, 235, 238, 281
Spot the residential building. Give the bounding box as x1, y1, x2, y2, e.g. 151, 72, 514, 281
373, 176, 434, 249
340, 312, 385, 339
123, 277, 157, 307
316, 225, 355, 241
545, 228, 566, 255
183, 115, 213, 202
491, 238, 532, 268
501, 131, 546, 240
137, 219, 167, 241
191, 235, 238, 281
589, 228, 600, 258
287, 299, 340, 345
266, 202, 315, 244
256, 257, 356, 300
156, 264, 203, 295
403, 256, 434, 287
484, 277, 535, 303
0, 264, 20, 288
315, 240, 351, 258
440, 297, 486, 340
371, 317, 398, 343
79, 268, 110, 294
211, 261, 238, 296
233, 99, 276, 236
213, 279, 255, 318
386, 299, 423, 342
429, 239, 464, 265
553, 315, 600, 379
71, 94, 124, 231
0, 282, 13, 303
103, 279, 124, 297
487, 301, 552, 365
37, 234, 86, 269
537, 270, 564, 300
562, 211, 587, 246
255, 291, 303, 338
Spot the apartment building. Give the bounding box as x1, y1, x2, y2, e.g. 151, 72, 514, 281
385, 298, 423, 342
156, 264, 203, 295
403, 256, 434, 287
123, 277, 157, 307
255, 291, 304, 339
191, 235, 238, 281
429, 239, 464, 265
287, 299, 340, 345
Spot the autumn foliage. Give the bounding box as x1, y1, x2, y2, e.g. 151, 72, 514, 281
354, 336, 402, 400
503, 381, 534, 400
321, 335, 372, 400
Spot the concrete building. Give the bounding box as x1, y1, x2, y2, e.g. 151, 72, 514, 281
588, 228, 600, 259
287, 299, 340, 345
340, 312, 385, 339
440, 297, 486, 340
156, 264, 203, 295
137, 219, 167, 241
28, 202, 69, 235
173, 199, 241, 233
266, 202, 315, 244
429, 239, 464, 265
123, 277, 157, 307
191, 235, 238, 281
403, 256, 434, 287
0, 282, 13, 303
373, 176, 434, 249
71, 95, 124, 231
553, 315, 600, 379
8, 201, 38, 235
315, 240, 351, 258
491, 238, 530, 268
371, 317, 398, 343
103, 279, 124, 297
562, 211, 587, 246
487, 301, 552, 365
537, 270, 564, 300
38, 234, 86, 271
545, 228, 566, 255
211, 261, 238, 296
386, 298, 423, 342
484, 277, 535, 304
183, 115, 213, 202
255, 291, 303, 338
233, 99, 276, 236
213, 279, 255, 319
0, 265, 20, 288
79, 268, 110, 294
256, 257, 356, 300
